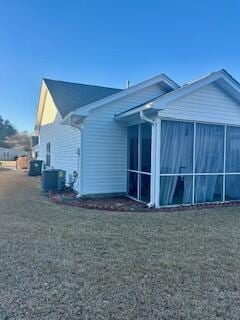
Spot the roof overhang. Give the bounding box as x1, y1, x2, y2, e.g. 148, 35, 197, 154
60, 112, 86, 129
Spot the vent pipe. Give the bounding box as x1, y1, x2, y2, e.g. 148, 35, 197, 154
126, 80, 130, 88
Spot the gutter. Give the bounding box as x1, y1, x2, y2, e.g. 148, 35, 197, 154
140, 110, 154, 124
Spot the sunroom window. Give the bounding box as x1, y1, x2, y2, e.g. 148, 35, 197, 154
160, 120, 193, 205
194, 123, 224, 203
159, 120, 240, 206
127, 119, 240, 207
225, 126, 240, 201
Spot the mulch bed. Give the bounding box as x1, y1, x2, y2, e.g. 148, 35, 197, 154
49, 191, 147, 212
48, 190, 240, 212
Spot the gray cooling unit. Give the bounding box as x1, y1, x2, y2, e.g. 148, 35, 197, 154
41, 169, 66, 192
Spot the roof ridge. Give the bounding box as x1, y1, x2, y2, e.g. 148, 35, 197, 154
182, 69, 233, 87
43, 78, 122, 91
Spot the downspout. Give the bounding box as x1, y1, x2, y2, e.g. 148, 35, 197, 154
140, 110, 156, 208
61, 113, 87, 198
75, 124, 84, 198
64, 117, 84, 198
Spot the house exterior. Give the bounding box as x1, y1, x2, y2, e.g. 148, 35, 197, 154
0, 147, 26, 161
34, 69, 240, 207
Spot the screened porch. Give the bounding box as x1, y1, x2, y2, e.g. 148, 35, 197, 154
127, 119, 240, 207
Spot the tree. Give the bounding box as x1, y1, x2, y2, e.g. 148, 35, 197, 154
0, 116, 17, 147
4, 131, 32, 153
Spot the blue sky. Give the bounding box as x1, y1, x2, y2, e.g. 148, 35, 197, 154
0, 0, 240, 132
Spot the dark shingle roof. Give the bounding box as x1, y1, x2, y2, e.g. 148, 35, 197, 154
44, 78, 122, 118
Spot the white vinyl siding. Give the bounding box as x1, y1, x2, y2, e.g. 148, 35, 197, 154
82, 84, 166, 195
38, 92, 81, 191
159, 83, 240, 125
0, 148, 26, 161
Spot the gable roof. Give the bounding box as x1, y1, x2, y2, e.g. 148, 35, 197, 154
153, 69, 240, 108
115, 69, 240, 120
64, 73, 179, 123
36, 73, 179, 132
44, 78, 122, 118
152, 69, 240, 108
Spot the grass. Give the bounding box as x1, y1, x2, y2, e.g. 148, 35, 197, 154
1, 170, 240, 319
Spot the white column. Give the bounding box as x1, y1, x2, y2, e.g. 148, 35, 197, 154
154, 118, 161, 207
150, 122, 156, 205
192, 122, 196, 204
137, 125, 141, 200
223, 125, 227, 202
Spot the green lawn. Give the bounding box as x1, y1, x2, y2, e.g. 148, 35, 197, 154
1, 170, 240, 319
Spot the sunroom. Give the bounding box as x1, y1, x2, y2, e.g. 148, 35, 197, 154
116, 70, 240, 208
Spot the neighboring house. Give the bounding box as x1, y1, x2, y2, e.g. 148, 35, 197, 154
0, 147, 26, 161
31, 136, 39, 159
34, 69, 240, 207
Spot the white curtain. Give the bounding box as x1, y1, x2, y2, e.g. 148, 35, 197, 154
226, 126, 240, 173
195, 124, 224, 203
160, 121, 193, 205
226, 127, 240, 199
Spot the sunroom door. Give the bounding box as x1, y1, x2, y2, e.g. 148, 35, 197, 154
127, 123, 151, 203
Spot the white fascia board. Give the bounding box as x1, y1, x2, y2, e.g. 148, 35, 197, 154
71, 74, 179, 117
152, 70, 240, 110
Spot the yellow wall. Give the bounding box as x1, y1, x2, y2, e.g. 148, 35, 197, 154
41, 91, 58, 126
